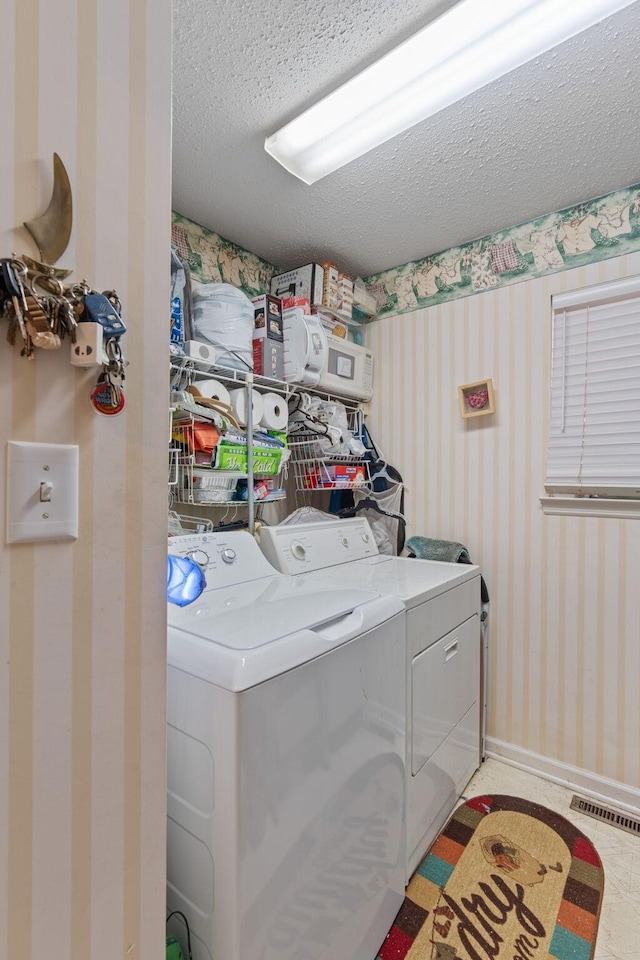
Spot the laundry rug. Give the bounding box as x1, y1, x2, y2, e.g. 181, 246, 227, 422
377, 794, 604, 960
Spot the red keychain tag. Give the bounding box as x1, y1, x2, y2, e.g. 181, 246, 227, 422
90, 375, 126, 416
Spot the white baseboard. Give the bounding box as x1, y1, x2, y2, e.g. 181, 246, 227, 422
485, 737, 640, 815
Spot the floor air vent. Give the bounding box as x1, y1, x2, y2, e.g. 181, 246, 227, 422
570, 795, 640, 837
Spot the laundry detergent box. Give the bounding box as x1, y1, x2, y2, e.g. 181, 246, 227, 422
252, 337, 284, 380
270, 264, 324, 306
251, 294, 283, 341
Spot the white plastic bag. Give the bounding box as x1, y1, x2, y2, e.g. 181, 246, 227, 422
288, 393, 366, 457
352, 484, 405, 555
191, 283, 254, 371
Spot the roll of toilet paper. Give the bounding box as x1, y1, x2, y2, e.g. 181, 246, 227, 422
197, 378, 231, 407
229, 388, 264, 428
260, 392, 288, 431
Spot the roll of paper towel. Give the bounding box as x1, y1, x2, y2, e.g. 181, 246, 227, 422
260, 392, 288, 431
197, 378, 231, 406
229, 388, 264, 427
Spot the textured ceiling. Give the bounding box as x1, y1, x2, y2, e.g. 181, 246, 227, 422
172, 0, 640, 277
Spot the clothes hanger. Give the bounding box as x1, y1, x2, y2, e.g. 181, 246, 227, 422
216, 519, 247, 531
215, 504, 246, 532
287, 395, 330, 437
288, 419, 328, 437
185, 385, 241, 429
338, 496, 405, 524
367, 460, 402, 486
356, 425, 402, 486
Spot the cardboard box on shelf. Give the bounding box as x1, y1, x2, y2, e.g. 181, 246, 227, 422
337, 273, 354, 319
311, 305, 348, 339
352, 280, 378, 320
321, 261, 339, 310
253, 338, 284, 380
319, 464, 367, 487
281, 296, 310, 311
251, 294, 283, 341
270, 264, 324, 306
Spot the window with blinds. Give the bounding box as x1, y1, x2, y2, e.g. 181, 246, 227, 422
543, 275, 640, 515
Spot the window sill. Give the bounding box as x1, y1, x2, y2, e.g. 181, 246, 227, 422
540, 495, 640, 519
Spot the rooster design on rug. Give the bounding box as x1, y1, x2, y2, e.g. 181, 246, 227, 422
479, 834, 563, 885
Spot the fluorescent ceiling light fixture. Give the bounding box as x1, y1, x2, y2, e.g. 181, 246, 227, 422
265, 0, 636, 184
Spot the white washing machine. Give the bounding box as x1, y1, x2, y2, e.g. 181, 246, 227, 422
166, 531, 406, 960
260, 518, 482, 882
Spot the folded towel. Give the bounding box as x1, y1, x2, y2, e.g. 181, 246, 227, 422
405, 536, 471, 564
406, 536, 490, 603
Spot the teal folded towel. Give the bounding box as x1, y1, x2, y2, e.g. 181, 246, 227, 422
405, 536, 471, 564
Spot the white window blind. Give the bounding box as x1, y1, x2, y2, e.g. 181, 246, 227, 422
546, 275, 640, 500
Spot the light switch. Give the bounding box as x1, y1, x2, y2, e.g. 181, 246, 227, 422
6, 441, 79, 544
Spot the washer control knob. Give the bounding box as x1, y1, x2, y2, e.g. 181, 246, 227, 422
291, 541, 306, 561
362, 533, 370, 543
188, 549, 209, 568
341, 536, 349, 547
221, 548, 237, 564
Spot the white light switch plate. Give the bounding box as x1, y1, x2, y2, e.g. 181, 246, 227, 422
6, 441, 79, 544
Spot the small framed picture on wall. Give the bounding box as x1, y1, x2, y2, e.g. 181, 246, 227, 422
458, 378, 495, 419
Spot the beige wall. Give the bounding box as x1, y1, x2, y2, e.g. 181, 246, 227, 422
0, 1, 172, 958
366, 252, 640, 796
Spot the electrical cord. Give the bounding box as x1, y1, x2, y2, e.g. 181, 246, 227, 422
166, 910, 193, 960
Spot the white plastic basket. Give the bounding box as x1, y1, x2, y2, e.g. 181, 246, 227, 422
288, 432, 368, 491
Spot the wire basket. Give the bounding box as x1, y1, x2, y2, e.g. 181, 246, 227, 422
187, 468, 244, 504
168, 447, 180, 486
288, 430, 368, 491
168, 511, 214, 535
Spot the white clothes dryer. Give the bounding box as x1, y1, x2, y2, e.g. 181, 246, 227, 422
259, 518, 482, 882
166, 531, 406, 960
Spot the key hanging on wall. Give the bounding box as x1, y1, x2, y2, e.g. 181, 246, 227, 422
0, 256, 130, 415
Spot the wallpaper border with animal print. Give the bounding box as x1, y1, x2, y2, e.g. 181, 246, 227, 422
171, 211, 280, 298
364, 182, 640, 321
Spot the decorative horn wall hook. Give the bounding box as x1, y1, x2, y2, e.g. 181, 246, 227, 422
23, 153, 73, 265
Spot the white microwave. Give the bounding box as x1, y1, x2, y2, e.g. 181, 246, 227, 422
317, 335, 374, 401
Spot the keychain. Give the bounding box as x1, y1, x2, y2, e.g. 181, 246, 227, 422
1, 257, 131, 415
89, 337, 128, 416
77, 290, 126, 338
0, 257, 78, 354
75, 288, 128, 416
89, 371, 127, 416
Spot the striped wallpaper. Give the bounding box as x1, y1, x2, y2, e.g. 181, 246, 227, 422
0, 2, 172, 959
366, 251, 640, 799
3, 5, 635, 953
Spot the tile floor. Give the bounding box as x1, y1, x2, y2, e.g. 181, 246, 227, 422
463, 758, 640, 960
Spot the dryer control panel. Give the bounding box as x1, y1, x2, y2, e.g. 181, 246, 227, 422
260, 517, 378, 574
